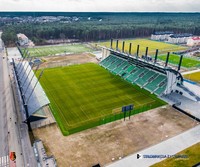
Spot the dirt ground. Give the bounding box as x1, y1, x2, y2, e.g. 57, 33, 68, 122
39, 53, 98, 69
33, 105, 198, 167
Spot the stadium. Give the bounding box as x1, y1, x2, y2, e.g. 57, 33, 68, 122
9, 37, 200, 166
12, 38, 200, 136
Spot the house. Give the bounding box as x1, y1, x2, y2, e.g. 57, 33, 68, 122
17, 33, 34, 46
17, 33, 29, 46
151, 31, 173, 41
187, 37, 200, 46
168, 33, 192, 44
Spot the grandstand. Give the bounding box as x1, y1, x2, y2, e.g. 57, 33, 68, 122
100, 39, 200, 102
100, 54, 167, 96
12, 50, 50, 123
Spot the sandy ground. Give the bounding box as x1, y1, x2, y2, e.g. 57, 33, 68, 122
39, 53, 98, 69
33, 105, 198, 167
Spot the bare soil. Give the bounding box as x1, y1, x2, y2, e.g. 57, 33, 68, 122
39, 53, 98, 69
33, 105, 198, 167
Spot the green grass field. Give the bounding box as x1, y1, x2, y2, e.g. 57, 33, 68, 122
158, 54, 200, 68
21, 44, 93, 57
97, 39, 187, 56
184, 71, 200, 84
151, 142, 200, 167
39, 63, 166, 135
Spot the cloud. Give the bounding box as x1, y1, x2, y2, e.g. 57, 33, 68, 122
0, 0, 199, 12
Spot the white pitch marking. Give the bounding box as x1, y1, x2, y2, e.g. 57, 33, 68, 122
3, 156, 5, 166
0, 156, 9, 167
6, 156, 9, 165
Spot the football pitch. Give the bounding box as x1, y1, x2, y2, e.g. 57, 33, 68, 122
158, 54, 200, 68
97, 39, 187, 55
21, 43, 93, 57
184, 71, 200, 84
39, 63, 166, 135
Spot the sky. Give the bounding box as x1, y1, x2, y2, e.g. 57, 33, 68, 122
0, 0, 200, 12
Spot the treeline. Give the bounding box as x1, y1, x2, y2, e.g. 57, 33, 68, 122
1, 13, 200, 46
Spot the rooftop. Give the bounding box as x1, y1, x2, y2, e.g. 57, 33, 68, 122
16, 61, 50, 118
17, 33, 28, 40
192, 37, 200, 40
170, 33, 193, 38
153, 31, 173, 35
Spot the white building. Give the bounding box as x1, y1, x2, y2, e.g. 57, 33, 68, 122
168, 34, 192, 44
187, 37, 200, 46
151, 31, 173, 41
17, 33, 29, 46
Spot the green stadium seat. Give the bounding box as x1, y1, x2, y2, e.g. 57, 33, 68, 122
154, 79, 167, 95
145, 74, 167, 92
113, 61, 128, 74
135, 69, 154, 86
100, 54, 168, 96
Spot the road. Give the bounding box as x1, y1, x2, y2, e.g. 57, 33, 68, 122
0, 32, 26, 167
0, 32, 9, 166
5, 42, 38, 166
0, 45, 9, 166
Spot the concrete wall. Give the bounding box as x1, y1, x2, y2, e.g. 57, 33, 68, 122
102, 47, 110, 59
165, 71, 178, 94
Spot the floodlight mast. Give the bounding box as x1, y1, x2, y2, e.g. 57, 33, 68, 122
110, 39, 113, 49
129, 43, 132, 55
116, 39, 119, 51
165, 52, 170, 67
178, 55, 183, 71
145, 47, 148, 61
154, 49, 159, 64
122, 41, 125, 53
136, 45, 140, 59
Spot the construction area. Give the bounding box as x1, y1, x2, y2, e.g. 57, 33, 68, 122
33, 105, 198, 167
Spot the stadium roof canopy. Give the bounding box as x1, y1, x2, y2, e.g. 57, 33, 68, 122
16, 61, 50, 118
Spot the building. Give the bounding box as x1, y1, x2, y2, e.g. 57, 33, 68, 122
187, 37, 200, 46
102, 39, 200, 102
13, 59, 50, 122
17, 33, 29, 46
151, 31, 173, 41
168, 33, 192, 44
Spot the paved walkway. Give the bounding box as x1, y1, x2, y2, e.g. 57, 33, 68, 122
181, 69, 200, 75
170, 92, 200, 120
184, 81, 200, 97
106, 125, 200, 167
